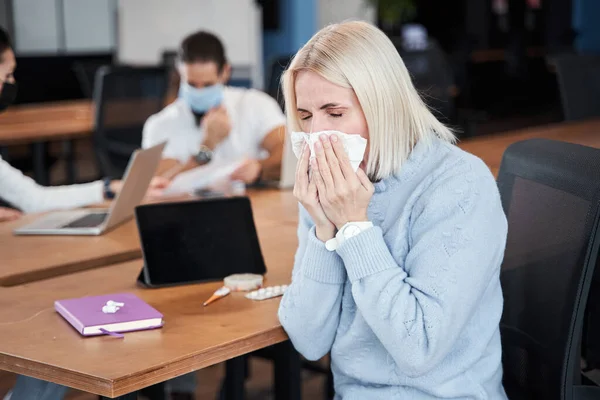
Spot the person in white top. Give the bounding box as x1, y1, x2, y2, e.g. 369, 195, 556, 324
0, 27, 168, 224
142, 31, 286, 185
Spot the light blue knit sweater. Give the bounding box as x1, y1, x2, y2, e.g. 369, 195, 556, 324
278, 137, 509, 399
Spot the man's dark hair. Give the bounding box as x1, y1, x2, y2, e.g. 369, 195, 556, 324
0, 27, 12, 60
178, 31, 227, 73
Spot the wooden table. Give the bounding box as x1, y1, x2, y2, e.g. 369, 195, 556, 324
458, 118, 600, 177
0, 100, 93, 145
0, 190, 297, 287
0, 214, 298, 398
0, 100, 93, 185
0, 216, 141, 287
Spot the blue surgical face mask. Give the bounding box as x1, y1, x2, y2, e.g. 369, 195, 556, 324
178, 82, 224, 113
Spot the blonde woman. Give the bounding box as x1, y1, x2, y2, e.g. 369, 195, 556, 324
278, 21, 508, 399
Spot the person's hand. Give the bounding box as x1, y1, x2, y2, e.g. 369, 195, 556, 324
0, 207, 22, 223
230, 159, 262, 184
109, 180, 123, 197
312, 134, 374, 229
294, 144, 336, 242
146, 176, 170, 198
201, 106, 231, 149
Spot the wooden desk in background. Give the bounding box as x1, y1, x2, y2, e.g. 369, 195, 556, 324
458, 118, 600, 177
0, 212, 298, 398
0, 100, 94, 185
0, 100, 93, 145
0, 190, 298, 287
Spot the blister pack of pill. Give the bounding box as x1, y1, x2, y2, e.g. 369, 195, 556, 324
245, 285, 288, 301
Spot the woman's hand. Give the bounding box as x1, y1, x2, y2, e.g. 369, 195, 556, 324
294, 144, 336, 241
312, 134, 374, 229
0, 207, 22, 223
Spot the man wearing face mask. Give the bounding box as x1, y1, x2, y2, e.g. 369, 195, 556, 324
142, 31, 286, 185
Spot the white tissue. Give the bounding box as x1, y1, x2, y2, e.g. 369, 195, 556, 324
290, 130, 367, 172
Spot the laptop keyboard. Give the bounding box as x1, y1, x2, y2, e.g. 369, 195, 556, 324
62, 213, 108, 229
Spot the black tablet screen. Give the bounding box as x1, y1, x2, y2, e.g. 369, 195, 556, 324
135, 197, 266, 286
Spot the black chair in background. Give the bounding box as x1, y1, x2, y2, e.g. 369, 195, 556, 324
266, 55, 293, 111
399, 41, 456, 123
93, 66, 168, 178
497, 138, 600, 399
397, 40, 483, 138
553, 54, 600, 121
73, 60, 111, 99
161, 50, 178, 68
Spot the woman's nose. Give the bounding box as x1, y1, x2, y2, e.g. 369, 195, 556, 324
308, 115, 333, 133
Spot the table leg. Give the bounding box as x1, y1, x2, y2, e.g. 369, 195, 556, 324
139, 382, 166, 399
101, 391, 137, 399
63, 139, 76, 184
31, 142, 49, 185
223, 355, 246, 400
273, 341, 302, 400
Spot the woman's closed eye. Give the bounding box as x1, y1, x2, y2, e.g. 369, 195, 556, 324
326, 107, 346, 118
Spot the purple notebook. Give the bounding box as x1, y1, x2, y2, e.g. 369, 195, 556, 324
55, 293, 163, 337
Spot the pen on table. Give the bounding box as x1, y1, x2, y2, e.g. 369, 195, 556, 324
203, 287, 231, 306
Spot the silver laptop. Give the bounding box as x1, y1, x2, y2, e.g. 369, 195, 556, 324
14, 142, 166, 236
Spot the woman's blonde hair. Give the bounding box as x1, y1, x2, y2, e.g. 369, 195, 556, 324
281, 21, 455, 181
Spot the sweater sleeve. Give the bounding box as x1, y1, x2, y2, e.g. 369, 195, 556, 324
336, 166, 508, 378
0, 156, 104, 213
278, 205, 347, 360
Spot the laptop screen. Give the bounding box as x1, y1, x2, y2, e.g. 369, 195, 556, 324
135, 197, 266, 286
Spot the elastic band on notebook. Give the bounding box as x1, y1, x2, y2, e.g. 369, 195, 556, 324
99, 328, 125, 338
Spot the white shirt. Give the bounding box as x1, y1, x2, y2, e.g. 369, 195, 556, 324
0, 156, 103, 213
142, 86, 286, 163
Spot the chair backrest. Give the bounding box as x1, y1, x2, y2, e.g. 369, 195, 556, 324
397, 40, 455, 122
93, 65, 168, 178
553, 54, 600, 121
266, 54, 293, 111
161, 50, 180, 101
497, 138, 600, 400
72, 60, 111, 99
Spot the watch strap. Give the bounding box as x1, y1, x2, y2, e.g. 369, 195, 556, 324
103, 177, 115, 200
194, 145, 213, 165
325, 237, 338, 252
335, 221, 374, 248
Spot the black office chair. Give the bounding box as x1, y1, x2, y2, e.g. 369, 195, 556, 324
398, 41, 455, 122
266, 55, 293, 111
397, 40, 483, 137
73, 60, 111, 99
553, 54, 600, 121
92, 66, 168, 178
497, 138, 600, 400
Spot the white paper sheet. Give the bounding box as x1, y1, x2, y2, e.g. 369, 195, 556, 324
163, 159, 245, 196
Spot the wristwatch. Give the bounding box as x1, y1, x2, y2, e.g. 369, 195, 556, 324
103, 177, 115, 200
194, 144, 213, 165
325, 221, 373, 251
